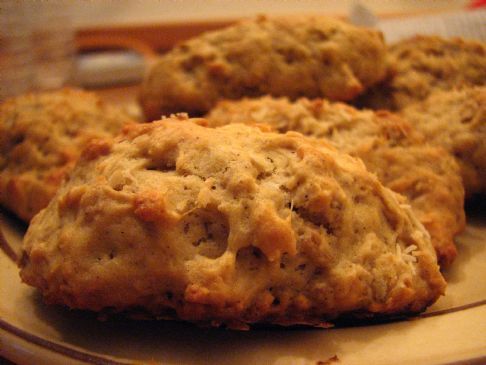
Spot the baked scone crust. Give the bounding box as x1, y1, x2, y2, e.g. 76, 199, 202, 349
20, 117, 445, 328
140, 16, 386, 120
401, 86, 486, 196
207, 97, 465, 266
357, 36, 486, 110
0, 88, 134, 221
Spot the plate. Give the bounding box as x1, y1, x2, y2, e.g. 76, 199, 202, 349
1, 204, 486, 365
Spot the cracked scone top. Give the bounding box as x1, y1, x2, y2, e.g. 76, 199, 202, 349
20, 117, 445, 328
401, 86, 486, 196
140, 15, 386, 120
206, 97, 465, 266
357, 36, 486, 110
0, 88, 135, 221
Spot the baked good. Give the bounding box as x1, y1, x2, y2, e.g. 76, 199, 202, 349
140, 16, 387, 120
0, 88, 135, 221
356, 35, 486, 110
20, 117, 445, 328
401, 86, 486, 196
206, 97, 465, 266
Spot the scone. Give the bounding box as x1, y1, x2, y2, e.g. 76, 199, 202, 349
20, 117, 445, 328
357, 35, 486, 110
140, 15, 387, 120
401, 86, 486, 196
0, 88, 135, 221
206, 97, 465, 266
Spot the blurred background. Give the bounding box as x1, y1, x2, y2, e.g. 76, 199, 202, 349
67, 0, 471, 26
1, 0, 484, 100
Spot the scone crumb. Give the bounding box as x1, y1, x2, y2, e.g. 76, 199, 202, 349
81, 139, 113, 161
252, 203, 297, 261
396, 244, 419, 273
134, 190, 180, 224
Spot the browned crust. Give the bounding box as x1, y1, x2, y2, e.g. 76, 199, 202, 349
0, 88, 135, 221
20, 118, 445, 327
206, 96, 466, 266
357, 35, 486, 111
140, 15, 387, 119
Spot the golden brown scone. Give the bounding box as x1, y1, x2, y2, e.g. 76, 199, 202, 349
20, 117, 445, 328
0, 88, 135, 221
401, 86, 486, 196
140, 16, 387, 120
357, 36, 486, 110
206, 97, 465, 266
